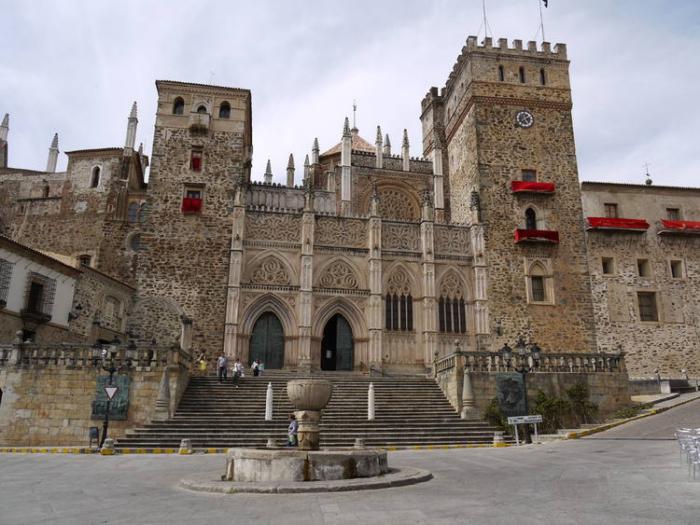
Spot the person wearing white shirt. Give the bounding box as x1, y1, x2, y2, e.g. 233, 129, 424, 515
232, 358, 244, 388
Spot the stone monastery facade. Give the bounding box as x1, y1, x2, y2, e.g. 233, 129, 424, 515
0, 36, 698, 378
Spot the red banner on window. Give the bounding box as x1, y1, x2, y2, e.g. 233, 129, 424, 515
511, 181, 556, 193
181, 197, 202, 214
586, 217, 649, 230
661, 219, 700, 231
514, 229, 559, 243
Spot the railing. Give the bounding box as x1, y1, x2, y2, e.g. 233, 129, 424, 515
0, 343, 191, 370
434, 351, 625, 375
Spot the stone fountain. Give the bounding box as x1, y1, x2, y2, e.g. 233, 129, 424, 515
180, 378, 432, 493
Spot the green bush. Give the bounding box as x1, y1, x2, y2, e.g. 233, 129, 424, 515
483, 397, 508, 431
613, 403, 652, 420
565, 383, 599, 425
532, 390, 570, 433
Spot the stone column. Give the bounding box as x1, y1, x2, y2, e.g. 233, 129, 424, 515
340, 118, 352, 215
461, 371, 480, 419
367, 189, 383, 371
421, 193, 437, 368
470, 224, 490, 351
224, 179, 247, 359
152, 368, 171, 421
297, 186, 315, 371
432, 147, 445, 223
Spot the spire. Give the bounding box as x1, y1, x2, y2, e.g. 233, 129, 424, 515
342, 116, 351, 138
264, 159, 273, 184
375, 126, 384, 169
311, 137, 320, 165
402, 129, 410, 172
303, 154, 310, 184
0, 113, 8, 142
46, 133, 59, 173
383, 133, 391, 155
138, 142, 143, 156
124, 101, 138, 152
351, 101, 358, 135
286, 153, 295, 187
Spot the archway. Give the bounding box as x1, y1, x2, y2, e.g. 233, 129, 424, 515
249, 312, 285, 369
321, 314, 353, 371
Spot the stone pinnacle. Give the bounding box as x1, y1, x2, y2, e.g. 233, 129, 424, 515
343, 117, 351, 137
287, 153, 295, 169
376, 125, 383, 144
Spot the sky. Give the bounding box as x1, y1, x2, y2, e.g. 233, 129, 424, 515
1, 0, 698, 187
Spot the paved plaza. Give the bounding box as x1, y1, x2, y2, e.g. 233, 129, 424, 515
1, 399, 700, 524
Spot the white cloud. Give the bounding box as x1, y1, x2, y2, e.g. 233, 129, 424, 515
1, 0, 698, 187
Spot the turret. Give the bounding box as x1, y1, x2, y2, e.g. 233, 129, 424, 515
402, 129, 410, 172
124, 101, 138, 152
46, 133, 59, 173
286, 153, 295, 187
340, 117, 352, 213
383, 133, 391, 156
303, 154, 310, 184
375, 126, 383, 169
264, 159, 273, 184
0, 113, 8, 142
311, 137, 320, 165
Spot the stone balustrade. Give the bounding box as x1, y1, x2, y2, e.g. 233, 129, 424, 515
0, 342, 190, 371
434, 350, 625, 376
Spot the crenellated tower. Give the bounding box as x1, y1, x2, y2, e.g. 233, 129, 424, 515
422, 36, 596, 353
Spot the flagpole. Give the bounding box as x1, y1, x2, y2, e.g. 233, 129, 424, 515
539, 0, 546, 42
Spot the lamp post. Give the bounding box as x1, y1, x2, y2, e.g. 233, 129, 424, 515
500, 336, 541, 442
92, 337, 129, 448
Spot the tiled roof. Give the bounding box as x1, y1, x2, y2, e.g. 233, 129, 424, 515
321, 132, 375, 157
64, 147, 122, 155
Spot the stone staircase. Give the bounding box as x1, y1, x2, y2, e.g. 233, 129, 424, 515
116, 371, 503, 449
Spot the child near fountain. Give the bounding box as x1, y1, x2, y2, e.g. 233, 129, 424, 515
287, 414, 298, 447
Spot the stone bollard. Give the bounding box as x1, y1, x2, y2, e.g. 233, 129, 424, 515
493, 431, 506, 447
265, 382, 273, 421
100, 438, 115, 455
368, 382, 375, 421
354, 438, 365, 449
179, 438, 193, 455
266, 438, 276, 449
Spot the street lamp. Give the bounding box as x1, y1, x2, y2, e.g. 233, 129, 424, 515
92, 337, 130, 448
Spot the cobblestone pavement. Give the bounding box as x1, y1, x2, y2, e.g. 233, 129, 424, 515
1, 400, 700, 525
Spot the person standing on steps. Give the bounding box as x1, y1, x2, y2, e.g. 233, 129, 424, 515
196, 352, 208, 376
287, 413, 298, 447
217, 353, 228, 383
251, 359, 261, 377
232, 357, 244, 388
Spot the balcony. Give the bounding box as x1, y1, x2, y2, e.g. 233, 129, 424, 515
586, 217, 649, 232
514, 229, 560, 244
511, 181, 555, 194
657, 219, 700, 236
181, 197, 203, 214
188, 113, 210, 134
20, 308, 51, 324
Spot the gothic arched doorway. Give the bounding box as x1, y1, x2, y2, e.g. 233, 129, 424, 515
249, 312, 284, 369
321, 314, 353, 371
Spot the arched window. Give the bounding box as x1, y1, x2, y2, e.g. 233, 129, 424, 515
90, 166, 100, 188
527, 261, 552, 304
196, 105, 207, 114
173, 97, 185, 115
540, 68, 546, 85
78, 254, 92, 267
103, 295, 123, 331
519, 66, 526, 83
219, 101, 231, 119
127, 202, 139, 223
498, 65, 505, 82
525, 208, 537, 230
385, 268, 413, 331
438, 273, 467, 334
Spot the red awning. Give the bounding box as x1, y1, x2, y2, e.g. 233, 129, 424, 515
586, 217, 649, 231
511, 181, 556, 193
660, 219, 700, 231
181, 197, 202, 213
514, 229, 560, 244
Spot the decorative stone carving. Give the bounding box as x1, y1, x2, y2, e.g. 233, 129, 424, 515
377, 189, 419, 221
434, 226, 470, 254
383, 223, 420, 251
318, 260, 359, 290
250, 257, 290, 285
387, 267, 413, 295
440, 271, 465, 299
245, 213, 301, 242
315, 217, 367, 248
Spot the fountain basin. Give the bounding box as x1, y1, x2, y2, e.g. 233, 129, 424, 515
224, 447, 389, 482
286, 379, 333, 411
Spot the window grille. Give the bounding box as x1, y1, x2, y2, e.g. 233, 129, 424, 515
0, 258, 12, 303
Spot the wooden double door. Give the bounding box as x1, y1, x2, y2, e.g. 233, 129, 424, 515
249, 312, 284, 369
321, 314, 353, 371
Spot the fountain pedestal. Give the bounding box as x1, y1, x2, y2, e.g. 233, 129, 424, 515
286, 378, 333, 451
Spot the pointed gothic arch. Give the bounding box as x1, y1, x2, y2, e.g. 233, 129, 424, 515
312, 297, 368, 370
239, 294, 298, 367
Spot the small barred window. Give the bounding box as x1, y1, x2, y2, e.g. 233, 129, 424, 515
0, 258, 13, 304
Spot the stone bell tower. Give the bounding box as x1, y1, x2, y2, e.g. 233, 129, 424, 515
136, 81, 252, 356
421, 36, 597, 353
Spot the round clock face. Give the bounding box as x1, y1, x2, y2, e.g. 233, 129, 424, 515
516, 110, 534, 128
